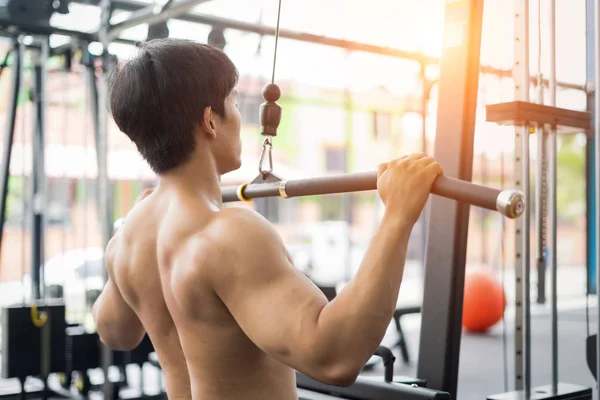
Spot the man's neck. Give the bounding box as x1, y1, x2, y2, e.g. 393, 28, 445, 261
157, 154, 223, 208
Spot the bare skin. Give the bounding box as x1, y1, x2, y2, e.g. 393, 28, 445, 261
93, 89, 443, 400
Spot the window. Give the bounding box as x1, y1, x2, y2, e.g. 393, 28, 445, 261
324, 147, 347, 173
254, 197, 280, 223
46, 178, 73, 226
5, 175, 29, 225
238, 93, 262, 125
320, 194, 345, 221
373, 111, 391, 141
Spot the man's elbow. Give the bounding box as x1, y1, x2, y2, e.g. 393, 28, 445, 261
318, 362, 361, 387
96, 321, 143, 351
302, 338, 363, 386
301, 353, 361, 387
97, 329, 141, 351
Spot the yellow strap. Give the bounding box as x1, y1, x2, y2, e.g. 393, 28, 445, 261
30, 304, 48, 328
236, 183, 252, 203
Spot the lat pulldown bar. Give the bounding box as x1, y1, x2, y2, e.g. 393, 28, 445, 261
221, 172, 525, 219
223, 83, 524, 220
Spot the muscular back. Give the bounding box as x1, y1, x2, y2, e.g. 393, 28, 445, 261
104, 189, 297, 400
97, 155, 437, 400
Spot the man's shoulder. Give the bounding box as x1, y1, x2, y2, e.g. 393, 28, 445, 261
187, 207, 284, 270
208, 207, 276, 243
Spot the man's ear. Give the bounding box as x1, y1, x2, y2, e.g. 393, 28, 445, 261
201, 106, 217, 139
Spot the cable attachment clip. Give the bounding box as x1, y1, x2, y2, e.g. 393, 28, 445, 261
251, 82, 284, 184
258, 137, 274, 179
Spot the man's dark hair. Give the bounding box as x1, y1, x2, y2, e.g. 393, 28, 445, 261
109, 38, 239, 174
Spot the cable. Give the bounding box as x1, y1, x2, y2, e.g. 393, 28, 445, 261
19, 50, 27, 305
500, 149, 508, 393
270, 0, 282, 84
586, 291, 590, 337
61, 66, 68, 260
0, 49, 13, 79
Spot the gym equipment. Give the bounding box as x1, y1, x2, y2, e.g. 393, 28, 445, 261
296, 373, 450, 400
0, 301, 162, 399
462, 271, 506, 333
2, 0, 70, 25
484, 0, 592, 399
215, 0, 525, 221
221, 170, 525, 219
593, 0, 600, 389
391, 306, 421, 365
221, 76, 524, 218
215, 1, 523, 399
416, 1, 486, 397
0, 37, 23, 255
221, 109, 524, 219
61, 326, 159, 398
1, 301, 67, 398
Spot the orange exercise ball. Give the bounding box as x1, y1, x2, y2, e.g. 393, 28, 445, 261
462, 271, 506, 333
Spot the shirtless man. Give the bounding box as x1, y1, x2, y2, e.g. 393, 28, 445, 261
92, 38, 443, 400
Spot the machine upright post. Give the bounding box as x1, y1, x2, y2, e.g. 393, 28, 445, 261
594, 0, 600, 394
416, 0, 484, 397
547, 0, 559, 393
98, 0, 115, 397
535, 0, 547, 306
30, 39, 48, 301
0, 38, 21, 256
513, 0, 531, 395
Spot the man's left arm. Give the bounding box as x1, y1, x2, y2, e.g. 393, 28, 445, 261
92, 240, 145, 351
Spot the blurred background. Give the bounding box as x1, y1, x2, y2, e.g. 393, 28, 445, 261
0, 0, 589, 326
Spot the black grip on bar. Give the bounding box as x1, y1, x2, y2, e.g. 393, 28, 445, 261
374, 345, 396, 383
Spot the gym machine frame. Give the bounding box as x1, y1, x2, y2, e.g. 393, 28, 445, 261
585, 0, 600, 388
485, 0, 592, 399
0, 35, 50, 303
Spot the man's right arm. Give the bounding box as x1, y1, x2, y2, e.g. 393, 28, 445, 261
204, 206, 412, 386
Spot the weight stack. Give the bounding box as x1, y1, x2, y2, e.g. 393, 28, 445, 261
1, 301, 67, 379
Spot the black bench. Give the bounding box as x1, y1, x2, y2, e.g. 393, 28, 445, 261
392, 306, 421, 364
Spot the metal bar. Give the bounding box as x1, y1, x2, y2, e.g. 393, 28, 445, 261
416, 0, 484, 397
586, 0, 596, 300
222, 173, 524, 219
421, 65, 429, 268
0, 38, 21, 256
107, 0, 211, 42
85, 64, 101, 187
30, 39, 48, 301
535, 124, 546, 306
513, 0, 531, 393
0, 16, 136, 48
104, 0, 587, 92
594, 0, 600, 395
98, 1, 114, 398
535, 0, 546, 306
296, 372, 449, 400
548, 0, 559, 393
0, 18, 95, 40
